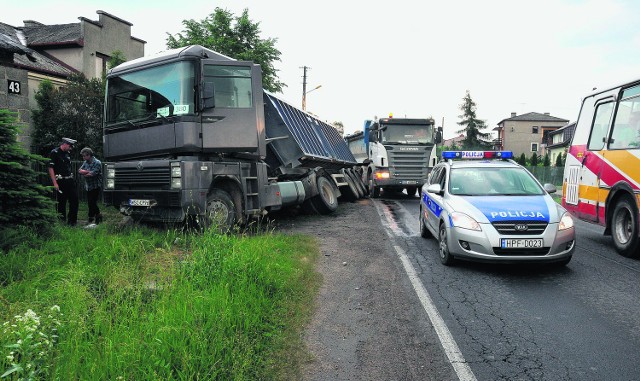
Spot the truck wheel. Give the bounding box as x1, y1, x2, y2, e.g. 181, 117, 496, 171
204, 189, 237, 233
368, 175, 380, 198
311, 176, 339, 214
346, 170, 364, 198
611, 196, 640, 258
340, 174, 359, 202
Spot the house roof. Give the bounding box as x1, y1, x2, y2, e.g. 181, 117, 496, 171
0, 22, 76, 77
23, 23, 82, 47
497, 112, 569, 126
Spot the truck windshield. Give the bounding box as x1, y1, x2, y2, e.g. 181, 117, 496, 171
380, 124, 434, 144
105, 61, 195, 127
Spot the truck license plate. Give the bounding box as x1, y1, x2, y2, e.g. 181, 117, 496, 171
129, 199, 151, 207
500, 238, 543, 248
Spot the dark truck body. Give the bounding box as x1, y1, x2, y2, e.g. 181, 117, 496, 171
102, 45, 364, 225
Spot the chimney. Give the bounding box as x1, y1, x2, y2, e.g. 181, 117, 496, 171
544, 112, 550, 116
511, 112, 516, 117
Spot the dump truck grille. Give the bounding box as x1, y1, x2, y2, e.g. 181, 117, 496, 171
115, 166, 171, 190
387, 149, 430, 180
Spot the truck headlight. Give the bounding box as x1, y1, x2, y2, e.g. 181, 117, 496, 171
105, 165, 115, 189
171, 162, 182, 189
375, 171, 390, 179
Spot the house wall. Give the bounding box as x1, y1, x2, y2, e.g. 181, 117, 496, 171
501, 120, 567, 158
0, 63, 30, 145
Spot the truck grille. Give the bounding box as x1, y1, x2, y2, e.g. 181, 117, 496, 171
491, 221, 548, 235
115, 166, 171, 190
387, 149, 430, 180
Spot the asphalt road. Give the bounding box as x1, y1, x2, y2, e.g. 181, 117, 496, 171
379, 193, 640, 381
274, 194, 640, 380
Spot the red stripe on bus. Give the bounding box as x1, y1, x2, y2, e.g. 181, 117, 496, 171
568, 145, 639, 190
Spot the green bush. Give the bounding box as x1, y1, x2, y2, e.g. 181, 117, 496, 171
0, 110, 57, 252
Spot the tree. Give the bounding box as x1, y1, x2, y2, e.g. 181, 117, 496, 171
0, 109, 57, 251
31, 80, 62, 156
167, 7, 285, 93
530, 152, 539, 167
108, 50, 127, 70
554, 152, 563, 167
31, 74, 105, 159
519, 153, 528, 166
543, 153, 551, 167
456, 90, 492, 150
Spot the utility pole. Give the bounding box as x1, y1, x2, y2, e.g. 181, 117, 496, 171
300, 66, 309, 111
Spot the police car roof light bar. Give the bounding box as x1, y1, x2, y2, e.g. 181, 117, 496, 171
441, 151, 513, 160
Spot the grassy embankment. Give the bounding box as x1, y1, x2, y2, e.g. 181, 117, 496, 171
0, 206, 320, 380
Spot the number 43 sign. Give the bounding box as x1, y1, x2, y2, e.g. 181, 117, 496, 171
7, 80, 21, 94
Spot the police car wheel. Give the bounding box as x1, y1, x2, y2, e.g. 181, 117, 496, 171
438, 223, 455, 266
419, 206, 431, 238
612, 196, 640, 258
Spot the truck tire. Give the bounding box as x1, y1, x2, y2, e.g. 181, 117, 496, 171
611, 196, 640, 258
345, 170, 364, 199
368, 175, 380, 198
311, 175, 339, 214
349, 169, 367, 198
204, 189, 237, 233
340, 173, 359, 202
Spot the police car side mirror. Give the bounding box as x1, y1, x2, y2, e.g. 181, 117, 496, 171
427, 183, 442, 195
543, 183, 557, 194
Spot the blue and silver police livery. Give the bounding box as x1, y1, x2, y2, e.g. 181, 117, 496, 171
419, 151, 575, 266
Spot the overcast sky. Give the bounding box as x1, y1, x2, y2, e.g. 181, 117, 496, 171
5, 0, 640, 138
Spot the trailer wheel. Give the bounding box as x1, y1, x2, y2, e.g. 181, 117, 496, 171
311, 176, 339, 214
611, 196, 640, 258
345, 170, 364, 199
340, 173, 359, 202
349, 169, 366, 198
203, 189, 237, 233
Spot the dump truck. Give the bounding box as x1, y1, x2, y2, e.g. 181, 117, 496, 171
344, 117, 442, 197
101, 45, 366, 228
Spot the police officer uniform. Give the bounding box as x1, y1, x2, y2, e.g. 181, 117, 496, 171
49, 138, 79, 225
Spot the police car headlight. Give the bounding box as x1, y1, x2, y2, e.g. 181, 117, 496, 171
559, 212, 574, 231
450, 212, 482, 231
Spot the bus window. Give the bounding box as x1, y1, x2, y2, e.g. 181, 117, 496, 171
610, 84, 640, 149
587, 101, 614, 151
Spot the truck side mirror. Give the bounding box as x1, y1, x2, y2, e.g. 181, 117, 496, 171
368, 130, 378, 143
201, 81, 215, 110
435, 127, 443, 145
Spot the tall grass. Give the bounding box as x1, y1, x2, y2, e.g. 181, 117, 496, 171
0, 219, 320, 380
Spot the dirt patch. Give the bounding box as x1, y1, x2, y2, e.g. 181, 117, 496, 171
272, 199, 456, 381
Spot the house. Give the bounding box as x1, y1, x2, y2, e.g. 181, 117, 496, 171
493, 112, 569, 158
0, 10, 145, 150
442, 133, 465, 148
546, 122, 576, 165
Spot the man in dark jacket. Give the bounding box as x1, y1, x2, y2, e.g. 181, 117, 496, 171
48, 137, 79, 226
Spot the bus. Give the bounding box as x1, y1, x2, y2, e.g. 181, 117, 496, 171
563, 77, 640, 257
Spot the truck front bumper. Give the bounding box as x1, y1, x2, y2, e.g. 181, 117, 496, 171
104, 188, 208, 222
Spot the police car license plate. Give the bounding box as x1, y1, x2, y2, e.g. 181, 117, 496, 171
500, 238, 543, 248
129, 199, 151, 207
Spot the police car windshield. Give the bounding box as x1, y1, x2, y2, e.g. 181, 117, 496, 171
449, 167, 544, 196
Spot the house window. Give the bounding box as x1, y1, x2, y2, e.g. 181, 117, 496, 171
532, 126, 539, 134
531, 143, 538, 152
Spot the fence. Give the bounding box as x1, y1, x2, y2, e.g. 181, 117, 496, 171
523, 166, 564, 186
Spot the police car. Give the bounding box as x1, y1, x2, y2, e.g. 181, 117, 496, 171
419, 151, 575, 266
